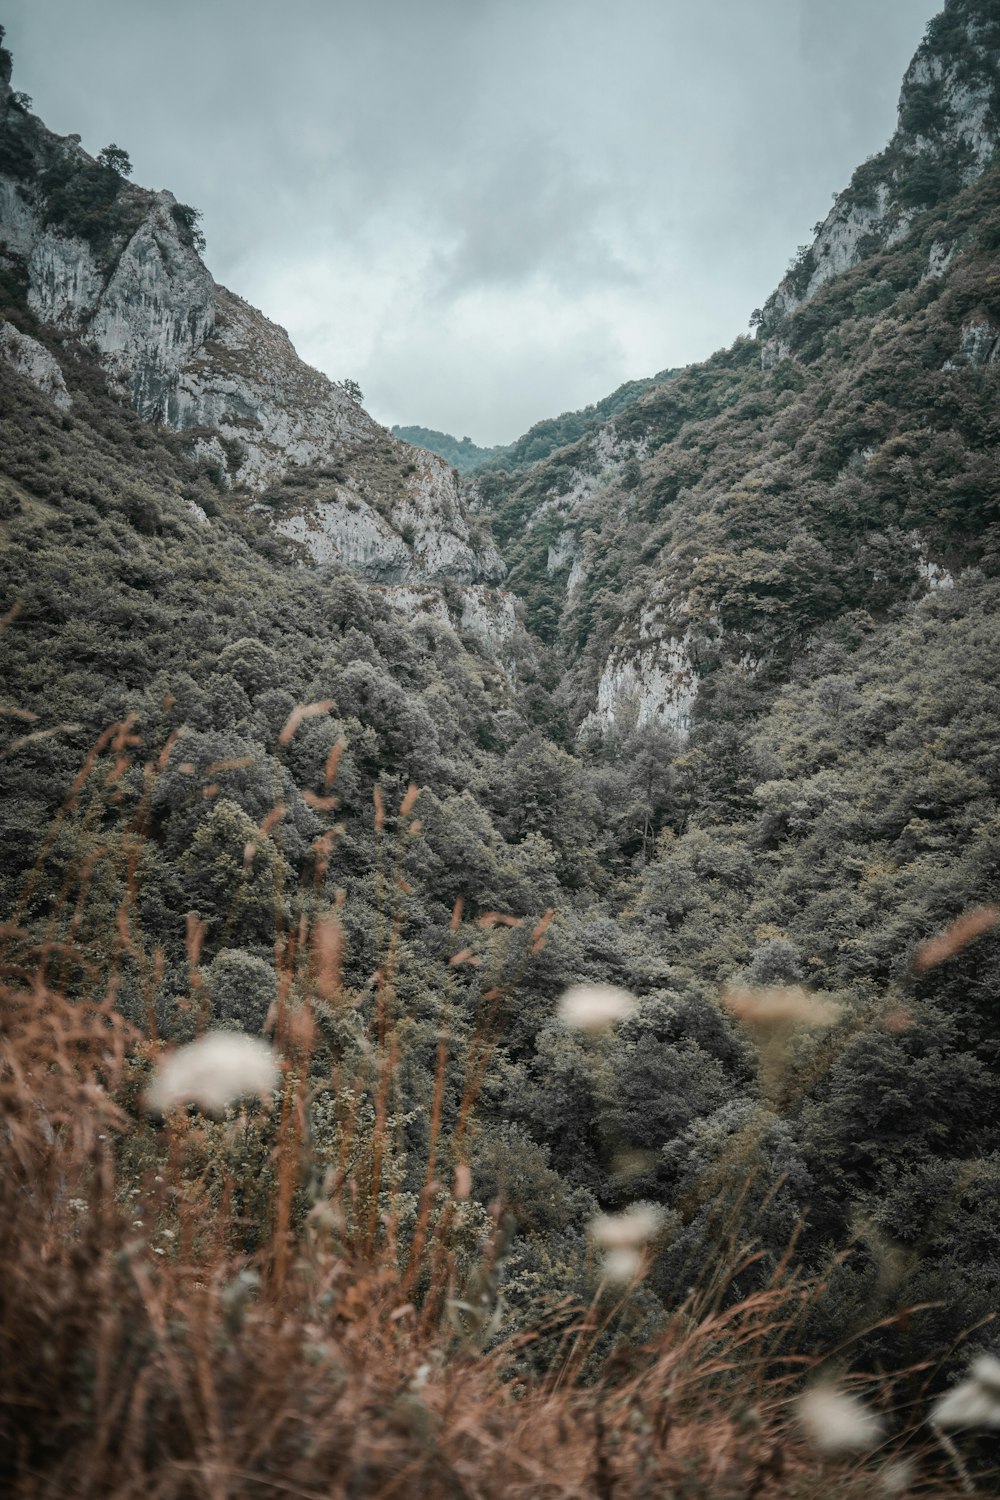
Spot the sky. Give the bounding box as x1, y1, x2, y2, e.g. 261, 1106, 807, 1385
4, 0, 935, 445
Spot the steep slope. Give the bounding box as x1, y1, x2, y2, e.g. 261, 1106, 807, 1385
483, 0, 1000, 734
0, 50, 511, 652
453, 0, 1000, 1363
758, 0, 1000, 340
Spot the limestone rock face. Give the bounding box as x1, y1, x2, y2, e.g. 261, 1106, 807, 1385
272, 450, 503, 586
759, 11, 1000, 339
167, 285, 364, 488
80, 192, 217, 419
380, 581, 518, 660
0, 320, 70, 409
943, 312, 1000, 367
0, 81, 503, 592
583, 626, 700, 738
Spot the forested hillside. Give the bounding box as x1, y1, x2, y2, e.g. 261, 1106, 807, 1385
393, 369, 680, 476
390, 425, 508, 474
3, 4, 1000, 1495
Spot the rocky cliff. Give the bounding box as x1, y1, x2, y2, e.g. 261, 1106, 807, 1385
475, 0, 1000, 738
0, 58, 512, 652
758, 0, 1000, 345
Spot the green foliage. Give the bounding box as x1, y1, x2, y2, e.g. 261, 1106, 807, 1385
0, 102, 35, 177
391, 425, 507, 474
96, 142, 132, 177
38, 139, 148, 251
5, 27, 1000, 1396
169, 201, 206, 252
207, 947, 277, 1032
786, 243, 817, 298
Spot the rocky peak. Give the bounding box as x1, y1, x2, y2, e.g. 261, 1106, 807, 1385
758, 0, 1000, 340
0, 57, 506, 613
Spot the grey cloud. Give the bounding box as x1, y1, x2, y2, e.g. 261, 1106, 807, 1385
4, 0, 939, 443
428, 138, 638, 296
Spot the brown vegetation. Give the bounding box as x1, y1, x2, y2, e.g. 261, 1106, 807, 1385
0, 728, 983, 1499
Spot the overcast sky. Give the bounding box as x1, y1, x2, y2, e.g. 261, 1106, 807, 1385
5, 0, 935, 444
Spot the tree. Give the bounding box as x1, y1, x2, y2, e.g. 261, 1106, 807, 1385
170, 202, 206, 252
208, 949, 276, 1033
96, 143, 132, 178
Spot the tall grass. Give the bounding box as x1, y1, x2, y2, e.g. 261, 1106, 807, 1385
0, 717, 986, 1497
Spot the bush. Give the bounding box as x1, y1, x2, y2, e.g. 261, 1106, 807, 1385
208, 948, 277, 1033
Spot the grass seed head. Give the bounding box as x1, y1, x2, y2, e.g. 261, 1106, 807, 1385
723, 984, 843, 1032
602, 1247, 643, 1284
589, 1204, 662, 1250
931, 1353, 1000, 1429
796, 1382, 883, 1455
146, 1032, 279, 1117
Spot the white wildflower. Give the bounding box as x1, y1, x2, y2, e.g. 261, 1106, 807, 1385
590, 1203, 661, 1284
557, 984, 637, 1032
931, 1354, 1000, 1430
602, 1247, 643, 1284
146, 1032, 279, 1116
589, 1204, 662, 1250
797, 1382, 883, 1454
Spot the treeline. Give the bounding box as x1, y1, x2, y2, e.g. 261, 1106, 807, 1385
393, 367, 680, 479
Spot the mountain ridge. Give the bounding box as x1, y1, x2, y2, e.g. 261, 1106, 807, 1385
474, 0, 1000, 737
392, 369, 682, 477
0, 46, 512, 634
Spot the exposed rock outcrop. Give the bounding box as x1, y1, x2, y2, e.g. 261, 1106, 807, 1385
380, 581, 519, 660
582, 624, 701, 737
943, 311, 1000, 366
0, 319, 70, 408
758, 5, 1000, 340
0, 74, 503, 593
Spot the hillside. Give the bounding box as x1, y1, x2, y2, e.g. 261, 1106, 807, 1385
481, 0, 1000, 712
2, 5, 1000, 1495
390, 425, 509, 474
392, 369, 680, 476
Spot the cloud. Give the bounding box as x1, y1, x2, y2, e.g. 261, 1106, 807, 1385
428, 138, 637, 297
4, 0, 936, 444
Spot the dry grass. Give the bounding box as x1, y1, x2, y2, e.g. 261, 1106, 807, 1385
0, 720, 985, 1497
0, 991, 953, 1500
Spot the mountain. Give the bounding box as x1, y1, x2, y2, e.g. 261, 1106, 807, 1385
4, 2, 1000, 1460
0, 48, 517, 660
390, 425, 509, 474
393, 371, 681, 477
758, 0, 1000, 341
480, 0, 1000, 725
